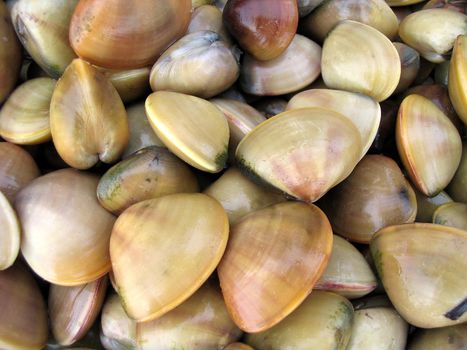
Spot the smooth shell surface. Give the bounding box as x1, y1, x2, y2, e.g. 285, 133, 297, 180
448, 35, 467, 125
0, 78, 55, 145
371, 223, 467, 328
145, 91, 229, 173
218, 202, 333, 332
433, 202, 467, 230
415, 189, 453, 222
0, 191, 20, 271
236, 108, 361, 203
396, 94, 462, 196
110, 193, 229, 322
69, 0, 191, 69
224, 343, 255, 350
321, 20, 401, 101
15, 169, 116, 285
50, 59, 129, 169
187, 5, 231, 43
408, 324, 467, 350
394, 42, 421, 94
245, 291, 354, 350
447, 141, 467, 203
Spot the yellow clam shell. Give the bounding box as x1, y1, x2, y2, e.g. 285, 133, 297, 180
0, 191, 20, 270
448, 35, 467, 125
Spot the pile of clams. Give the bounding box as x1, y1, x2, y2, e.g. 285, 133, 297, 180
0, 0, 466, 349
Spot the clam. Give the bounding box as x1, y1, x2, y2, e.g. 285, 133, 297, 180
448, 35, 467, 125
320, 155, 417, 243
393, 42, 420, 94
0, 1, 21, 104
399, 9, 467, 63
386, 0, 427, 5
433, 202, 467, 230
371, 223, 467, 328
15, 168, 116, 285
396, 94, 462, 196
50, 59, 129, 169
0, 264, 48, 350
122, 102, 165, 158
187, 5, 232, 44
223, 0, 298, 61
150, 31, 239, 99
10, 0, 78, 77
49, 276, 108, 346
447, 141, 467, 203
235, 108, 362, 203
0, 78, 56, 145
297, 0, 325, 17
252, 98, 288, 118
97, 146, 199, 215
408, 324, 467, 350
218, 202, 333, 332
346, 301, 408, 350
0, 191, 20, 270
0, 142, 40, 202
210, 98, 266, 157
286, 89, 381, 159
245, 291, 354, 350
301, 0, 398, 42
110, 193, 229, 322
315, 235, 377, 299
192, 0, 214, 8
435, 61, 450, 86
414, 188, 453, 222
321, 20, 401, 102
145, 91, 229, 173
240, 34, 321, 96
102, 283, 242, 350
69, 0, 191, 69
423, 0, 467, 12
414, 58, 436, 84
203, 167, 285, 224
224, 343, 255, 350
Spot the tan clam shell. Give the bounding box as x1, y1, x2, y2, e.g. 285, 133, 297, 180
0, 264, 48, 350
301, 0, 399, 42
0, 78, 55, 145
97, 146, 199, 215
321, 20, 401, 102
408, 324, 467, 350
224, 343, 255, 350
448, 35, 467, 125
371, 223, 467, 328
252, 98, 288, 118
396, 94, 462, 196
320, 155, 417, 243
235, 108, 362, 203
122, 102, 165, 158
187, 4, 232, 44
287, 89, 381, 159
415, 188, 453, 222
245, 291, 354, 350
433, 202, 467, 230
203, 167, 285, 225
447, 140, 467, 203
50, 59, 129, 169
393, 42, 421, 94
240, 34, 321, 96
110, 193, 229, 322
218, 202, 333, 332
145, 91, 229, 173
297, 0, 325, 17
0, 191, 20, 271
315, 235, 377, 299
10, 0, 78, 77
387, 0, 425, 5
0, 142, 40, 203
49, 276, 108, 346
399, 9, 467, 63
15, 168, 115, 285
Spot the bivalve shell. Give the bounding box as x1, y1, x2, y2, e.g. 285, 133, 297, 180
448, 35, 467, 125
408, 324, 467, 350
0, 191, 20, 270
433, 202, 467, 230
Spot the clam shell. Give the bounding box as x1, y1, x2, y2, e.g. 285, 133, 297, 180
408, 324, 467, 350
145, 91, 229, 173
448, 35, 467, 125
371, 223, 467, 328
320, 155, 417, 243
386, 0, 425, 5
435, 60, 450, 86
50, 59, 129, 169
240, 34, 321, 96
69, 0, 191, 69
0, 78, 55, 145
187, 5, 232, 45
447, 141, 467, 203
396, 94, 462, 196
393, 42, 420, 94
97, 146, 199, 215
0, 191, 20, 270
0, 264, 48, 350
110, 193, 229, 322
286, 89, 381, 160
321, 20, 401, 102
224, 343, 255, 350
252, 98, 288, 118
245, 291, 354, 350
235, 107, 362, 203
15, 168, 116, 285
49, 276, 108, 346
203, 167, 285, 225
315, 235, 377, 299
433, 202, 467, 230
218, 202, 333, 332
415, 188, 453, 222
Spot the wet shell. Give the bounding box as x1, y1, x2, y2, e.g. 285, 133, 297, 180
0, 191, 20, 270
321, 20, 401, 102
218, 202, 333, 332
408, 324, 467, 350
433, 202, 467, 230
187, 5, 232, 44
448, 35, 467, 125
